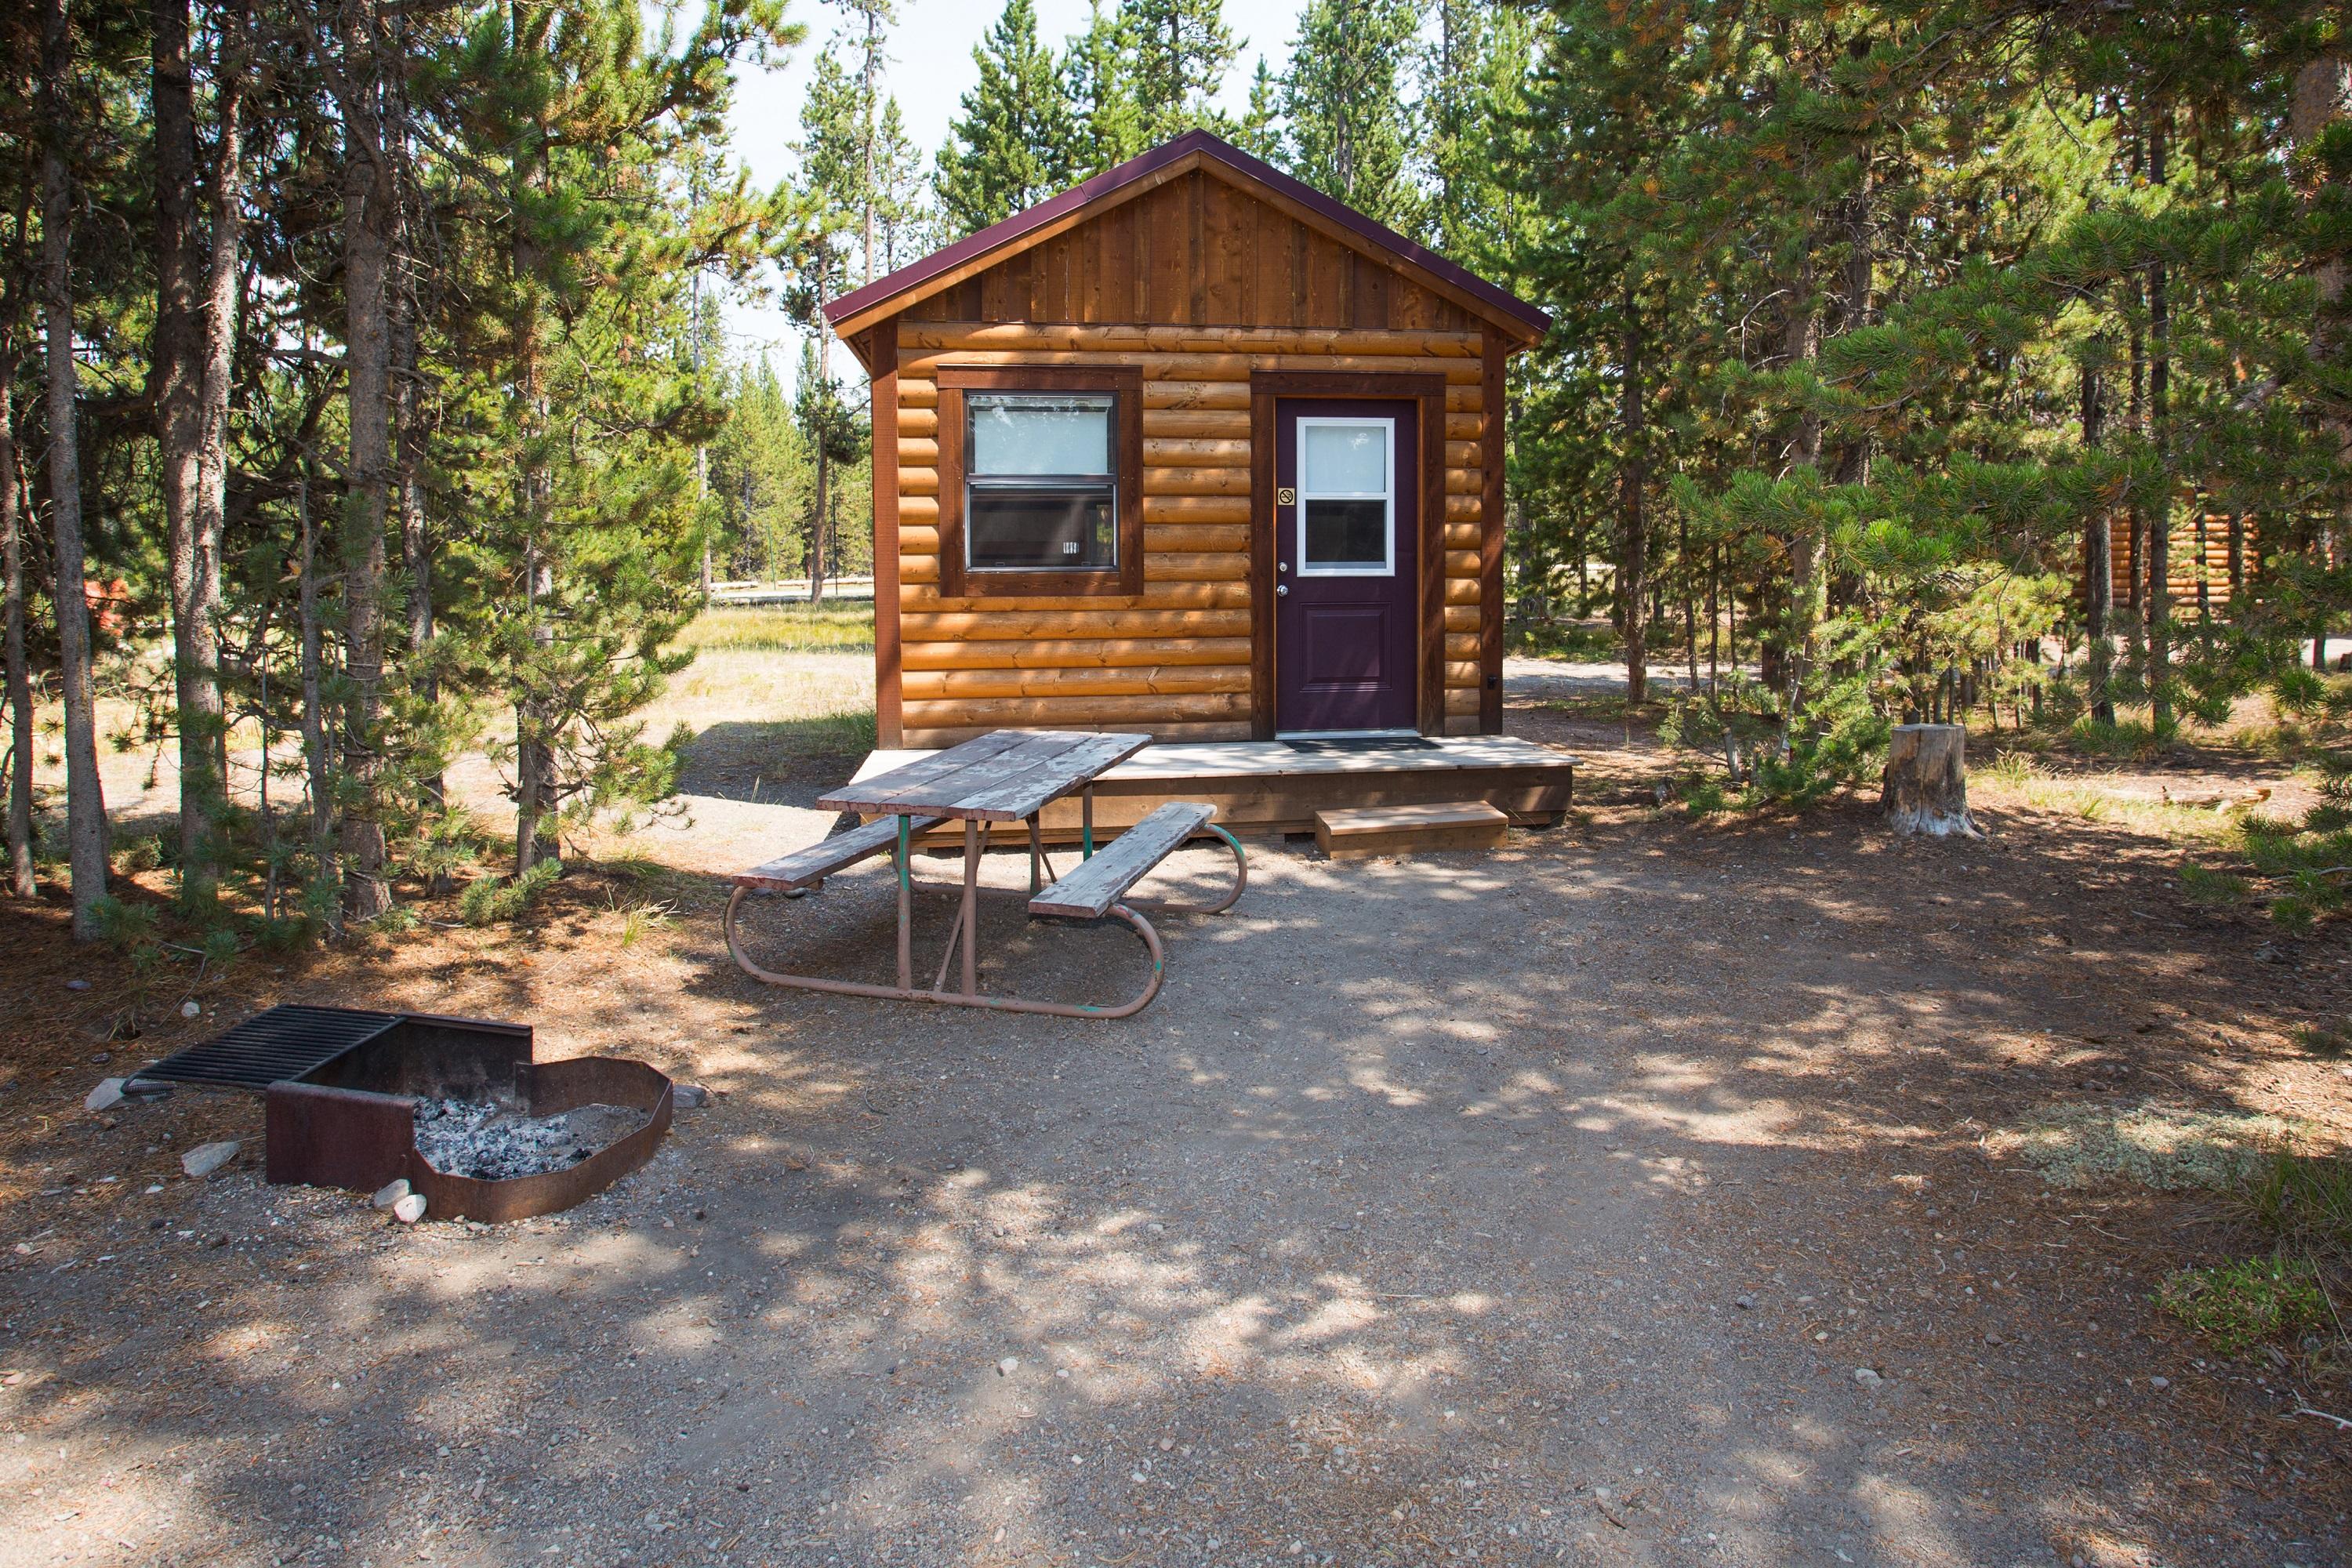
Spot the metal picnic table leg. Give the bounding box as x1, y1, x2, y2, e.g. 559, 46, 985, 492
895, 814, 913, 993
960, 818, 981, 998
1029, 815, 1043, 894
1082, 785, 1094, 860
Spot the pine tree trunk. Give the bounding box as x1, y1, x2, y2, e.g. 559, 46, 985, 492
2295, 54, 2350, 639
515, 541, 558, 873
2146, 112, 2172, 730
511, 114, 559, 876
1832, 129, 1874, 486
2, 372, 34, 898
2082, 355, 2114, 724
331, 0, 394, 918
384, 47, 437, 821
392, 287, 436, 808
42, 0, 107, 940
811, 325, 833, 608
154, 0, 223, 889
2126, 307, 2146, 619
1617, 294, 1647, 706
809, 443, 830, 608
1707, 544, 1721, 696
184, 4, 245, 899
296, 456, 338, 931
1680, 516, 1697, 696
1779, 256, 1822, 712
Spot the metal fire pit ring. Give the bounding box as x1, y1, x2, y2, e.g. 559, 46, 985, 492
411, 1057, 673, 1224
267, 1056, 675, 1225
140, 1006, 677, 1224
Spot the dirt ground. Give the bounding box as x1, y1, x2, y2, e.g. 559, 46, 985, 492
2, 660, 2348, 1568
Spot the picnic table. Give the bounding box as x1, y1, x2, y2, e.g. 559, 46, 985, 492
723, 730, 1247, 1017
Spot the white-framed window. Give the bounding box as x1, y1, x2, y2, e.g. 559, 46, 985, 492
1295, 417, 1396, 577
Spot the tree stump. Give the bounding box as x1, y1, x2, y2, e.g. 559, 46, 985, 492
1882, 724, 1980, 837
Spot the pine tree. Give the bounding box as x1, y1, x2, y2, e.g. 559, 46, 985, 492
933, 0, 1072, 235
1233, 57, 1279, 162
1060, 0, 1140, 177
827, 0, 898, 287
442, 0, 804, 874
1274, 0, 1423, 231
1118, 0, 1237, 147
40, 0, 107, 938
1421, 1, 1531, 264
871, 98, 935, 271
0, 0, 39, 899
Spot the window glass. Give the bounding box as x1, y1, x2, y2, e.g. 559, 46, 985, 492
969, 489, 1116, 570
970, 395, 1112, 476
1297, 418, 1393, 575
1302, 422, 1388, 495
1303, 500, 1389, 568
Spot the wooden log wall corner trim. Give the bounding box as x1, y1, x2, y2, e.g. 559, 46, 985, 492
870, 318, 903, 746
1479, 336, 1507, 734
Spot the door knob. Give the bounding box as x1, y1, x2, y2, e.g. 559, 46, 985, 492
1276, 584, 1289, 597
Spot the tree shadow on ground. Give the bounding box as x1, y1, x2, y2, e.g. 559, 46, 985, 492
676, 718, 877, 810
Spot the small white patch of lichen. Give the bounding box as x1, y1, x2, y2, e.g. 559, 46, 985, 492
1988, 1102, 2292, 1191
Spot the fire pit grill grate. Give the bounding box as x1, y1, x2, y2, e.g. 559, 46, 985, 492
137, 1004, 405, 1091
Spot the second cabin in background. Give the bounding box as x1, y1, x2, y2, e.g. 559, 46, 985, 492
822, 131, 1550, 750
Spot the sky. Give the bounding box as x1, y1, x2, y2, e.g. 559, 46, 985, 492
719, 0, 1297, 367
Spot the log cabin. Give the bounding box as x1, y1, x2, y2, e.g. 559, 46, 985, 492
821, 131, 1575, 838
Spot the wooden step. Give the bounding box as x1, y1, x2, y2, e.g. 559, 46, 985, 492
1313, 800, 1509, 859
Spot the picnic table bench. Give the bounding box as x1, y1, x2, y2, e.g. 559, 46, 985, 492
724, 731, 1245, 1017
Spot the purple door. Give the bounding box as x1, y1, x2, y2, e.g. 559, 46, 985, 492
1273, 398, 1419, 733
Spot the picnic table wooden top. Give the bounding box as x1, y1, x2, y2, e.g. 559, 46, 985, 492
816, 730, 1152, 823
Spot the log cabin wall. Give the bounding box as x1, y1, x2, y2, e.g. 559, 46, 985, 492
2085, 512, 2253, 609
873, 169, 1501, 749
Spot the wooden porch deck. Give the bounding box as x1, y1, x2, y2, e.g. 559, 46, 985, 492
846, 735, 1575, 843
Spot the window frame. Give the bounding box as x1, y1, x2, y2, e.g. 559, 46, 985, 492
1293, 416, 1397, 578
936, 365, 1145, 599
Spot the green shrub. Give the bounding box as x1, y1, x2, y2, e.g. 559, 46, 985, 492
458, 859, 563, 927
251, 913, 315, 953
199, 925, 241, 974
1682, 775, 1729, 816
2070, 716, 2162, 759
91, 895, 162, 971
114, 835, 164, 875
2178, 863, 2250, 906
2158, 1255, 2328, 1356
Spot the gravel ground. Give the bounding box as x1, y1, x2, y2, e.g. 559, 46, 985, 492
2, 703, 2348, 1568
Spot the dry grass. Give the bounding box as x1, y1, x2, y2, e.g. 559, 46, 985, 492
677, 601, 876, 655
1973, 755, 2259, 846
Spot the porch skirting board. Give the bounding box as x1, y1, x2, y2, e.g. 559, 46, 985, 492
845, 735, 1574, 845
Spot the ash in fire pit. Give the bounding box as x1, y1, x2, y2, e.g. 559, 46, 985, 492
412, 1098, 648, 1182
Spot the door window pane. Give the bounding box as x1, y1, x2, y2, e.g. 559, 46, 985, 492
1296, 417, 1394, 575
1303, 499, 1389, 568
970, 395, 1112, 475
1302, 423, 1388, 495
968, 488, 1116, 570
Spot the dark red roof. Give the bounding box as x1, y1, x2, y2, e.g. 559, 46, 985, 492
822, 129, 1550, 342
